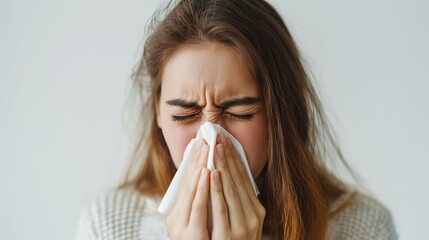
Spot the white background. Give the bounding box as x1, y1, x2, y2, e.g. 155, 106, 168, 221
1, 0, 427, 239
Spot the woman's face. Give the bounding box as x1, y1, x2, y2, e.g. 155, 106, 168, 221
156, 43, 268, 178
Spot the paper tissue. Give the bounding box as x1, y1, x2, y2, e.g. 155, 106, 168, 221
158, 121, 259, 214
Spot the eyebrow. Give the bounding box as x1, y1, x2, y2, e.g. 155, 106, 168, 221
165, 97, 261, 109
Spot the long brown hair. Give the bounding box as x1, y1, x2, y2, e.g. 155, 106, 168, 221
119, 0, 356, 239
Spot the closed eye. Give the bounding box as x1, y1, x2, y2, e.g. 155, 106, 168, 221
226, 113, 254, 120
171, 113, 254, 122
171, 113, 199, 122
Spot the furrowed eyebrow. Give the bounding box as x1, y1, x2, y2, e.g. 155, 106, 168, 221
165, 97, 261, 109
165, 99, 202, 109
217, 97, 261, 108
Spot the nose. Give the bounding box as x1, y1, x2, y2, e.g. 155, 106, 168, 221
202, 109, 224, 125
200, 110, 228, 144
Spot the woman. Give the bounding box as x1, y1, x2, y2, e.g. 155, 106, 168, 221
75, 0, 397, 239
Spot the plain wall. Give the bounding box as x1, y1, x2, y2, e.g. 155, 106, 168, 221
1, 0, 427, 239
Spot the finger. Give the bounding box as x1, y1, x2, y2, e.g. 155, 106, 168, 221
185, 139, 209, 185
219, 135, 255, 216
176, 140, 209, 224
170, 140, 203, 224
221, 134, 266, 237
221, 133, 259, 204
210, 169, 229, 236
214, 142, 245, 229
189, 168, 210, 229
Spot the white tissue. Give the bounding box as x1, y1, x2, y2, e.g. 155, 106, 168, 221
157, 122, 259, 215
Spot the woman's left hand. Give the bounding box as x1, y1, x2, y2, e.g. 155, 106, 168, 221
210, 133, 266, 240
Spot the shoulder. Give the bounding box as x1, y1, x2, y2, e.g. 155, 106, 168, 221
74, 188, 169, 240
327, 191, 398, 240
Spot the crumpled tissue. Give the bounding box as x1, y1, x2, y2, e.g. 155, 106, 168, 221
158, 121, 259, 214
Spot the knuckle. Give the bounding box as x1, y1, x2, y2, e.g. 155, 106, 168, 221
253, 201, 266, 219
214, 202, 228, 215
236, 174, 245, 186
192, 201, 206, 212
214, 182, 223, 192
232, 228, 247, 239
248, 216, 259, 230
257, 205, 266, 219
227, 186, 238, 199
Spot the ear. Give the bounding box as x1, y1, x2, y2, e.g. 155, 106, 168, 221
154, 97, 162, 129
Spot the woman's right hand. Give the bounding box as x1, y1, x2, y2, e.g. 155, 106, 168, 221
166, 139, 211, 240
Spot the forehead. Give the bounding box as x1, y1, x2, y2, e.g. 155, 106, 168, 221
161, 43, 259, 100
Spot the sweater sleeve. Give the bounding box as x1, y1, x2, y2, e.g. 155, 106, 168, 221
73, 189, 169, 240
74, 195, 101, 240
327, 192, 398, 240
373, 207, 398, 240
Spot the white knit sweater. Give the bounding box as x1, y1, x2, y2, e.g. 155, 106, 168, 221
74, 188, 397, 239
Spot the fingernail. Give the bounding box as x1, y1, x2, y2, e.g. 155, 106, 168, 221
216, 144, 224, 157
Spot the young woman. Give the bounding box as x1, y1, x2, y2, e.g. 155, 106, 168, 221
75, 0, 397, 239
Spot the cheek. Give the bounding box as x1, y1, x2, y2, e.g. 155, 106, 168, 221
162, 124, 197, 168
227, 115, 268, 178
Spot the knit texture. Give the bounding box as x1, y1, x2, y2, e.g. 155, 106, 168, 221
74, 188, 397, 240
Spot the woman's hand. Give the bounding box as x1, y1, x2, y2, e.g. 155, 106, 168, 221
166, 139, 211, 240
210, 134, 266, 240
